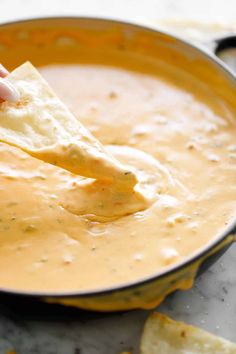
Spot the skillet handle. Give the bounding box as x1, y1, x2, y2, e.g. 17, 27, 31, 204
209, 35, 236, 73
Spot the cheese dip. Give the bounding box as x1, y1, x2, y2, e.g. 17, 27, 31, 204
0, 58, 235, 292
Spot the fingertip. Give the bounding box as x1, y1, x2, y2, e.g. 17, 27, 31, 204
0, 64, 9, 78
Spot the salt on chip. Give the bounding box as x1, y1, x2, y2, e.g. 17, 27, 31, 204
0, 62, 137, 189
141, 313, 236, 354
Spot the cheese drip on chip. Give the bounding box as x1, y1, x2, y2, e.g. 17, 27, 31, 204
141, 313, 236, 354
0, 62, 137, 190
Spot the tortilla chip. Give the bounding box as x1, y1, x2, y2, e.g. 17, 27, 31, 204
0, 62, 137, 188
141, 313, 236, 354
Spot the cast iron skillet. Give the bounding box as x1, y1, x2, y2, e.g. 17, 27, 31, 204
0, 17, 235, 313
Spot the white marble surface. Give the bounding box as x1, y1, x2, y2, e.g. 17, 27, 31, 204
0, 1, 236, 353
1, 0, 236, 23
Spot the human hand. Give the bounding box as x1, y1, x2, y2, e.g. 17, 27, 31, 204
0, 64, 19, 102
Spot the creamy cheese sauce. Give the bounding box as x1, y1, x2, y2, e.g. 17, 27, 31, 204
0, 63, 235, 292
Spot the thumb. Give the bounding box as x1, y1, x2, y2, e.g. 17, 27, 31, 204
0, 64, 9, 78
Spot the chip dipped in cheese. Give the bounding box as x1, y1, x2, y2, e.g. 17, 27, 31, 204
141, 313, 236, 354
0, 62, 137, 190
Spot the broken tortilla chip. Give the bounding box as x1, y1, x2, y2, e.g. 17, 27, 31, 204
141, 313, 236, 354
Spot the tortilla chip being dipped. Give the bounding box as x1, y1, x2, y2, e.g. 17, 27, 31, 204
0, 62, 137, 189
